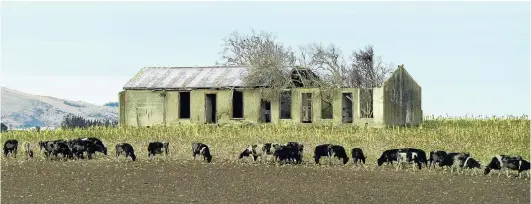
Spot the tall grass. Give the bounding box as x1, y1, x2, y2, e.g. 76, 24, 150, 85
1, 115, 529, 165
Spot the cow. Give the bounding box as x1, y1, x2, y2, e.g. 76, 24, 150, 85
484, 155, 530, 178
377, 149, 400, 167
239, 144, 269, 163
3, 139, 18, 158
314, 144, 349, 165
438, 152, 471, 174
191, 142, 212, 163
148, 141, 169, 158
68, 139, 106, 160
351, 148, 366, 166
396, 148, 422, 170
273, 144, 300, 165
116, 143, 136, 161
80, 137, 108, 156
461, 156, 482, 175
21, 141, 34, 159
51, 141, 73, 160
428, 150, 448, 169
286, 142, 304, 164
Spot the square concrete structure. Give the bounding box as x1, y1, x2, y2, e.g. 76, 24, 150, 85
118, 65, 422, 127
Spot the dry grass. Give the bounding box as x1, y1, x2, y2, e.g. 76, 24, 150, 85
1, 115, 529, 166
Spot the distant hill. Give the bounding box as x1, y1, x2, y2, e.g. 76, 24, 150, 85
0, 87, 118, 129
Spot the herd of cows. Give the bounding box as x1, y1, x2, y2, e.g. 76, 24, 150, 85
3, 138, 530, 178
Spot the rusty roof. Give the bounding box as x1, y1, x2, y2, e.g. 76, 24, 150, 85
123, 66, 251, 90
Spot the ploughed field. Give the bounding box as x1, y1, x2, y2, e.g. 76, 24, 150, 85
1, 159, 529, 204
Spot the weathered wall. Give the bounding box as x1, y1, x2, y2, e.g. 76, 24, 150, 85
122, 90, 165, 127
120, 79, 416, 127
383, 66, 422, 127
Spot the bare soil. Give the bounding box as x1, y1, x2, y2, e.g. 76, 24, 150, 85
1, 160, 529, 204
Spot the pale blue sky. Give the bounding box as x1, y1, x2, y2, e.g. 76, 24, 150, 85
1, 1, 529, 117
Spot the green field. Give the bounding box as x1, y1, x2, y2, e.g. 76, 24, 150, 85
2, 115, 529, 165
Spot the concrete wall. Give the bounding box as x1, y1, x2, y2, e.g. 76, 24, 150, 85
120, 78, 419, 127
382, 66, 423, 127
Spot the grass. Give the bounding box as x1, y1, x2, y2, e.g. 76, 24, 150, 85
1, 115, 529, 166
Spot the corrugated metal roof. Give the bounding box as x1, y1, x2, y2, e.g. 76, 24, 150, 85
123, 66, 250, 90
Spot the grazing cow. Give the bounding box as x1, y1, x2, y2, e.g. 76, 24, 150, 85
314, 144, 349, 165
273, 144, 299, 164
438, 152, 470, 173
286, 142, 304, 164
148, 141, 169, 158
51, 141, 73, 160
351, 148, 366, 166
80, 137, 108, 156
484, 155, 530, 178
3, 139, 19, 158
116, 143, 136, 161
377, 149, 400, 166
22, 141, 34, 159
428, 150, 448, 169
191, 142, 212, 163
406, 148, 428, 168
396, 149, 422, 170
461, 156, 482, 175
239, 144, 267, 162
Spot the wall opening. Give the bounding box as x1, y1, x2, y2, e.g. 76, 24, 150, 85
321, 95, 333, 119
260, 100, 271, 123
360, 89, 374, 118
232, 90, 244, 119
301, 93, 312, 123
179, 92, 191, 119
342, 93, 353, 123
205, 94, 217, 124
280, 91, 292, 119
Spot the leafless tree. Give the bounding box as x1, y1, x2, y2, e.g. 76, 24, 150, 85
218, 29, 394, 117
217, 30, 298, 102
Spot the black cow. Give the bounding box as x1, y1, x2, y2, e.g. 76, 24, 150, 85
314, 144, 349, 165
51, 141, 73, 160
116, 143, 136, 161
286, 142, 304, 164
80, 137, 108, 156
273, 144, 300, 164
351, 148, 366, 166
148, 141, 169, 158
428, 150, 448, 169
484, 155, 530, 178
191, 142, 212, 163
377, 149, 400, 166
3, 139, 18, 158
67, 139, 106, 160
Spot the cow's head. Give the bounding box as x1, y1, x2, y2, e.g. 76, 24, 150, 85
342, 156, 349, 164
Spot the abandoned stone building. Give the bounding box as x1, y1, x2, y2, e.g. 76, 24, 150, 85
118, 65, 422, 127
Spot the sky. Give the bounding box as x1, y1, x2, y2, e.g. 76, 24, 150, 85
1, 1, 529, 117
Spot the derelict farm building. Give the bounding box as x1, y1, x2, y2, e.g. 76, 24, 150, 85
118, 65, 422, 127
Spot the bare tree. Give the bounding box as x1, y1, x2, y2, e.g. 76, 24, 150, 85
217, 30, 298, 102
217, 29, 394, 117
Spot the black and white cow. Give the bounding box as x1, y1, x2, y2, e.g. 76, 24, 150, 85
3, 139, 18, 158
461, 156, 482, 175
80, 137, 108, 156
438, 152, 471, 174
406, 148, 428, 168
377, 149, 400, 167
428, 150, 448, 169
51, 140, 73, 160
351, 148, 366, 166
148, 141, 169, 158
191, 142, 212, 163
396, 148, 422, 170
484, 155, 530, 178
314, 144, 349, 165
116, 143, 136, 161
239, 144, 272, 162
